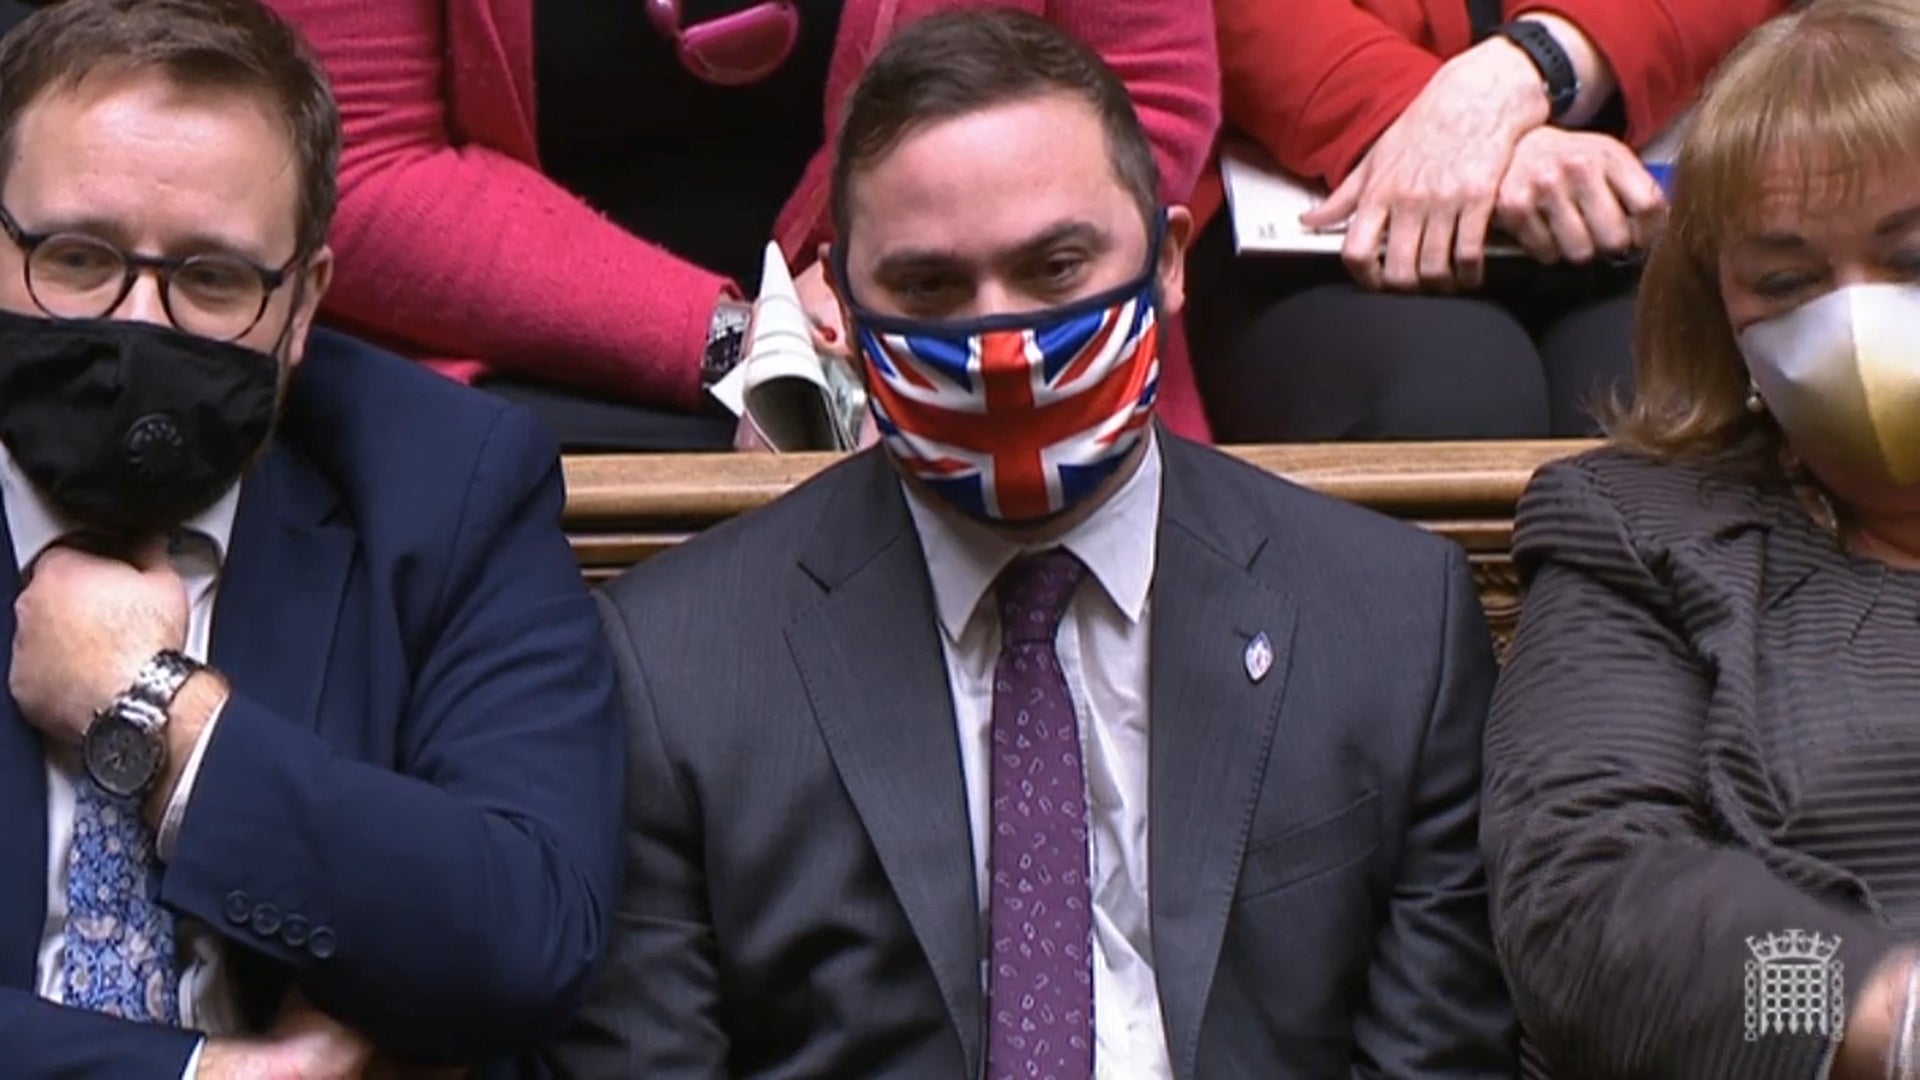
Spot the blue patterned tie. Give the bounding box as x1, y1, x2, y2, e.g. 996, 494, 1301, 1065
986, 549, 1094, 1080
60, 778, 180, 1023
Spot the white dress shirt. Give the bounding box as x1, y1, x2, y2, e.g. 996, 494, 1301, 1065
901, 435, 1173, 1079
1, 446, 243, 1061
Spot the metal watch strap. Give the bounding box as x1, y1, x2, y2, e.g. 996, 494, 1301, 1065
702, 299, 753, 388
1495, 20, 1578, 123
129, 649, 201, 712
82, 650, 201, 798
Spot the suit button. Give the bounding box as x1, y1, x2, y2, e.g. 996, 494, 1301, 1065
308, 927, 336, 959
223, 891, 250, 925
251, 903, 282, 936
281, 914, 310, 948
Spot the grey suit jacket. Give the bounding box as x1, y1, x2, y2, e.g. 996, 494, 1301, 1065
554, 436, 1515, 1078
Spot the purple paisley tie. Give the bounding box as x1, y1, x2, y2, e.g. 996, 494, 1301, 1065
985, 548, 1094, 1080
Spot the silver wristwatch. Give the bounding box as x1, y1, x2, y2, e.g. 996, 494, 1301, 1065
702, 299, 753, 388
82, 649, 203, 799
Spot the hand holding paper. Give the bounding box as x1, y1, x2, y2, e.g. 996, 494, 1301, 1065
711, 243, 868, 453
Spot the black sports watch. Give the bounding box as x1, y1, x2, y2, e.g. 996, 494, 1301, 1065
83, 649, 202, 799
1494, 20, 1579, 124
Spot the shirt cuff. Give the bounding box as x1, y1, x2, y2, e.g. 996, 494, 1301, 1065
156, 699, 227, 863
182, 1036, 205, 1079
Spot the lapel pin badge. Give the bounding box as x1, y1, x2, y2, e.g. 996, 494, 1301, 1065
1244, 631, 1273, 683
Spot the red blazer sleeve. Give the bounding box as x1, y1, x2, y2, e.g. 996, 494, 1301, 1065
270, 0, 721, 409
1514, 0, 1789, 147
1217, 0, 1443, 189
1048, 0, 1222, 204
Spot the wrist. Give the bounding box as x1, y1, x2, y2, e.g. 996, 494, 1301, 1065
1469, 36, 1554, 137
142, 668, 228, 829
1511, 12, 1617, 126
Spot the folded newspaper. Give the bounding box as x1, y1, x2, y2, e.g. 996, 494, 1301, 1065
708, 242, 868, 452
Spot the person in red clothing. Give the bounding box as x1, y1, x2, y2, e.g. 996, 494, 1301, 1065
260, 0, 1220, 451
1186, 0, 1788, 443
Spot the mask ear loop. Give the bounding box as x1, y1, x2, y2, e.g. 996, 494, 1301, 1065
266, 257, 313, 365
1747, 378, 1843, 537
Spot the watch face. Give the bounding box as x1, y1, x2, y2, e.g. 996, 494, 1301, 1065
84, 712, 163, 799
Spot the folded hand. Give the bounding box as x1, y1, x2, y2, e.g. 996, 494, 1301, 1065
1301, 36, 1551, 293
1495, 127, 1667, 266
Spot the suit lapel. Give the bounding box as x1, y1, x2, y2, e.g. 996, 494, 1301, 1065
785, 452, 984, 1077
1148, 440, 1297, 1079
209, 442, 353, 730
0, 507, 41, 991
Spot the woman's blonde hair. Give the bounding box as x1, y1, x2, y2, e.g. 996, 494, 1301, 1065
1612, 0, 1920, 464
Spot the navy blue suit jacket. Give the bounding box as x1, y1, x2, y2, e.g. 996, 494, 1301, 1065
0, 330, 624, 1077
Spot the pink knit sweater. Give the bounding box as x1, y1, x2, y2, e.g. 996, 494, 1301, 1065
268, 0, 1222, 438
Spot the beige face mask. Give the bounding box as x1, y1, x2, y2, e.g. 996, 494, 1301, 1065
1739, 283, 1920, 485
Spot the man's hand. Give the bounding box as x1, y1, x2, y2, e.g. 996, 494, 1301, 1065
1495, 127, 1667, 265
1301, 36, 1551, 293
195, 991, 376, 1079
11, 541, 186, 746
1830, 948, 1916, 1080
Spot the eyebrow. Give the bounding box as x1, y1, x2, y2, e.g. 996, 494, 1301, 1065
1875, 205, 1920, 237
1738, 231, 1810, 253
871, 220, 1113, 280
20, 213, 280, 265
1735, 204, 1920, 254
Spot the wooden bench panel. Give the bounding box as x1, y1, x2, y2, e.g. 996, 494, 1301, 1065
561, 440, 1598, 649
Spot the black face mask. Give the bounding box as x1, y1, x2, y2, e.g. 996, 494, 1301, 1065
0, 309, 281, 538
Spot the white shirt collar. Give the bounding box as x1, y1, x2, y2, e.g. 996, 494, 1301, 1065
902, 433, 1162, 644
0, 441, 240, 573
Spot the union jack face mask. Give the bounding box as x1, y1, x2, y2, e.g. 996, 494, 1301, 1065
836, 221, 1163, 524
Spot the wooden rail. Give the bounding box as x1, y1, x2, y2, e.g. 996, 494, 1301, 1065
561, 440, 1598, 647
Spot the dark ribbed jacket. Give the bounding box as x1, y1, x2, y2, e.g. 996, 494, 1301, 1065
1485, 445, 1919, 1079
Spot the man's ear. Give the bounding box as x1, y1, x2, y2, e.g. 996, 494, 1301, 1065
823, 244, 859, 347
1155, 206, 1194, 318
282, 245, 334, 370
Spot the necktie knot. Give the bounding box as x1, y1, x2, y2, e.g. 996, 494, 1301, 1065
995, 548, 1086, 645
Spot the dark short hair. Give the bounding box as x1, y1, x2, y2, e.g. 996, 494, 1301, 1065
830, 9, 1159, 242
0, 0, 340, 257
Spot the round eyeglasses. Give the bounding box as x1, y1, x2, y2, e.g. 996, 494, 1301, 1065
0, 203, 301, 342
647, 0, 799, 86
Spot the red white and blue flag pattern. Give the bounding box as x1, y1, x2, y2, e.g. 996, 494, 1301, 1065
861, 288, 1159, 521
